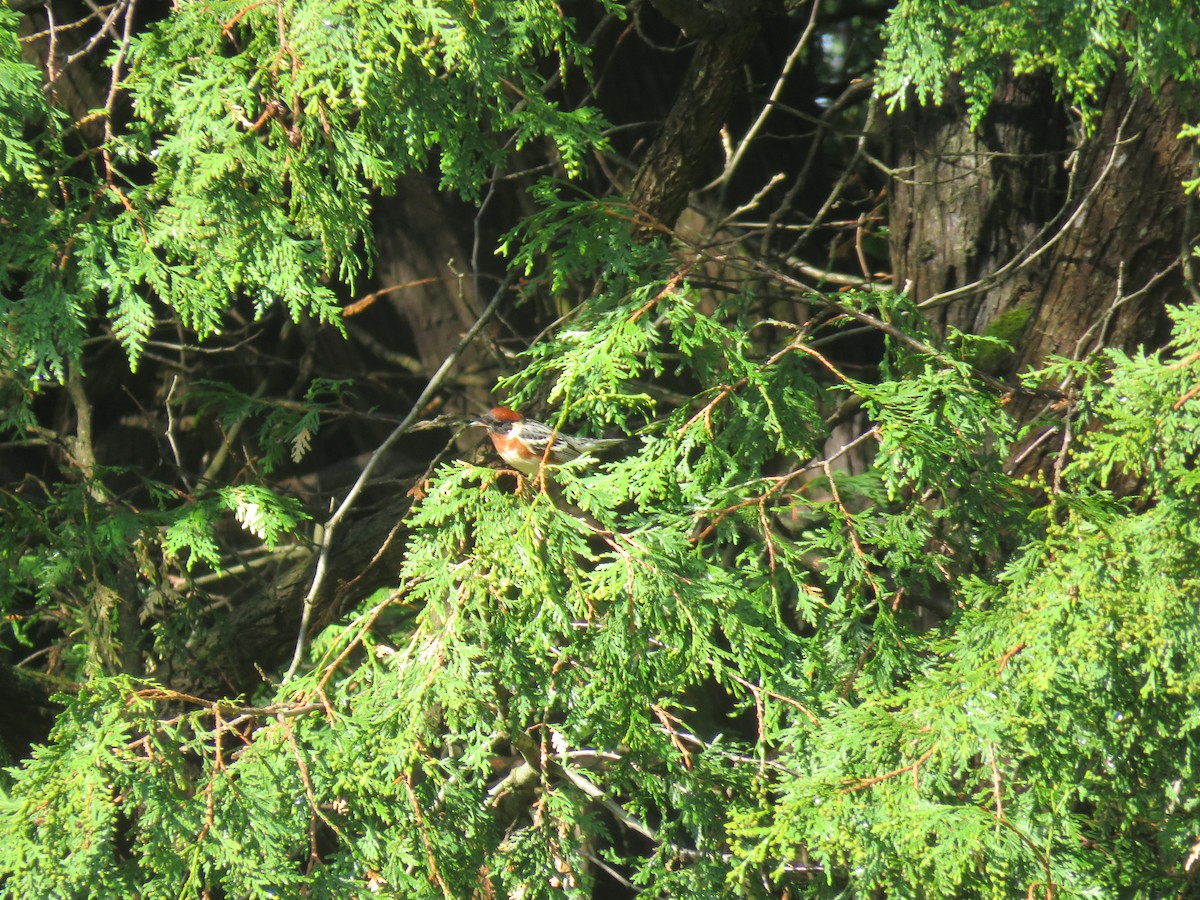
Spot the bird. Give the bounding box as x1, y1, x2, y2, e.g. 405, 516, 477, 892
474, 406, 624, 476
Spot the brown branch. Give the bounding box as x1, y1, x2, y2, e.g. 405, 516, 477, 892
628, 2, 767, 229
988, 745, 1004, 821
727, 671, 820, 726
285, 716, 341, 870
651, 705, 694, 769
221, 0, 272, 39
1174, 382, 1200, 411
283, 273, 514, 682
343, 277, 448, 316
997, 641, 1026, 675
64, 0, 129, 66
403, 773, 453, 898
99, 0, 137, 182
841, 744, 937, 793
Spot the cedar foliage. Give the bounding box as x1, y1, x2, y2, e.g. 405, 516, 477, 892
2, 1, 1200, 897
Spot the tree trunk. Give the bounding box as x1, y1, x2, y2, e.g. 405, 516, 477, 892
629, 0, 769, 229
1012, 74, 1196, 381
368, 176, 500, 410
889, 69, 1198, 467
888, 73, 1069, 341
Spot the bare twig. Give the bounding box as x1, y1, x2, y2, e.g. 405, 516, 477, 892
997, 642, 1025, 675
774, 92, 880, 260
403, 773, 454, 899
282, 275, 514, 682
841, 744, 937, 793
64, 0, 129, 66
163, 374, 190, 489
44, 2, 60, 92
786, 255, 890, 291
704, 0, 820, 194
99, 0, 136, 180
754, 257, 1064, 399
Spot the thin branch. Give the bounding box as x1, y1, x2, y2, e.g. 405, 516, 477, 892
583, 852, 638, 892
704, 0, 820, 193
841, 744, 937, 793
718, 172, 786, 226
44, 2, 59, 92
558, 757, 822, 875
190, 544, 311, 590
282, 274, 514, 682
20, 2, 114, 43
755, 257, 1064, 399
996, 642, 1025, 675
1005, 424, 1060, 474
199, 378, 270, 486
64, 363, 97, 480
726, 671, 821, 726
99, 0, 137, 180
163, 375, 191, 491
64, 0, 129, 65
1070, 258, 1181, 365
690, 423, 880, 546
988, 744, 1005, 821
774, 91, 880, 260
342, 277, 450, 317
786, 255, 890, 291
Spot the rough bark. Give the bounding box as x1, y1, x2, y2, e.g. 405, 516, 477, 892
369, 177, 500, 406
889, 69, 1198, 453
628, 0, 770, 229
888, 74, 1070, 340
1013, 75, 1197, 380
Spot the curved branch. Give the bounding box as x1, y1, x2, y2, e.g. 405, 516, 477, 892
628, 1, 769, 229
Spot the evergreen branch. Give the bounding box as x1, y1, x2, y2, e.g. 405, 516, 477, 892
284, 715, 343, 870
822, 456, 882, 600
690, 424, 879, 546
132, 687, 324, 721
403, 772, 454, 900
315, 589, 404, 702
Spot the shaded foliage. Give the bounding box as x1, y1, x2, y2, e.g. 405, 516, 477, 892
1, 0, 1200, 897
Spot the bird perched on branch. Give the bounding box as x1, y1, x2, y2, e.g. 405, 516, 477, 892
474, 406, 624, 476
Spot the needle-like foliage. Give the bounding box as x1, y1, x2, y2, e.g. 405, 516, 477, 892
2, 1, 1200, 898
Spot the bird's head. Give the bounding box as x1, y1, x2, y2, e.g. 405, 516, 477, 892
475, 406, 524, 433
